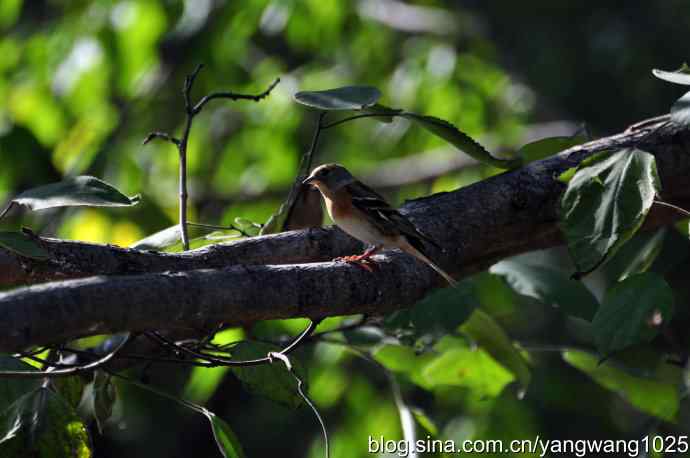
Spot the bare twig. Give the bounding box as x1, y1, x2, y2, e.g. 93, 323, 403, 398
654, 199, 690, 218
0, 202, 16, 221
144, 65, 279, 250
0, 334, 132, 378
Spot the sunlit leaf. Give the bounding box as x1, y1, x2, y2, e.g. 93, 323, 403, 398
592, 272, 674, 356
131, 225, 181, 251
518, 135, 586, 164
559, 148, 660, 275
294, 86, 381, 110
563, 350, 678, 421
671, 90, 690, 127
402, 113, 520, 169
490, 259, 598, 320
460, 309, 531, 392
652, 64, 690, 85
0, 231, 49, 259
12, 176, 139, 211
228, 341, 305, 408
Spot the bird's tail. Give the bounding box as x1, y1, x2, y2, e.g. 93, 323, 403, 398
401, 241, 458, 288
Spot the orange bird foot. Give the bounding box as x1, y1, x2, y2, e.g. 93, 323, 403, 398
333, 254, 378, 272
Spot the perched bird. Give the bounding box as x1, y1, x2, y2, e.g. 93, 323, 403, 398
303, 163, 457, 287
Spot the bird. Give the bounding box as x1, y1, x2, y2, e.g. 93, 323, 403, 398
303, 163, 458, 287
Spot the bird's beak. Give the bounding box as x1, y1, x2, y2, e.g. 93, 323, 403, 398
302, 176, 315, 186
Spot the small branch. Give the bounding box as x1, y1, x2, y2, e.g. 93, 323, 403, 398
0, 334, 131, 378
321, 112, 396, 129
145, 66, 280, 251
654, 199, 690, 218
192, 77, 280, 114
188, 221, 253, 238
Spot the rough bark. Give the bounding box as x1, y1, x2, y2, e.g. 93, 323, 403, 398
0, 116, 688, 352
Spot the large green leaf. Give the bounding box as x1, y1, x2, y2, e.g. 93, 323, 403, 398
460, 309, 531, 393
490, 259, 598, 320
671, 90, 690, 127
11, 176, 139, 211
563, 350, 678, 421
0, 356, 42, 415
420, 344, 514, 397
592, 272, 674, 356
517, 135, 586, 164
228, 341, 305, 409
401, 113, 520, 169
652, 64, 690, 85
0, 231, 49, 259
559, 148, 660, 275
293, 86, 381, 110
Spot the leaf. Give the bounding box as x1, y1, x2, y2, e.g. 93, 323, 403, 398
383, 282, 476, 345
459, 309, 531, 393
228, 341, 305, 409
362, 103, 403, 123
92, 371, 117, 434
131, 225, 181, 250
671, 90, 690, 127
420, 345, 514, 397
0, 231, 49, 259
293, 86, 381, 110
490, 259, 599, 320
611, 229, 666, 281
0, 356, 42, 415
563, 350, 678, 421
652, 64, 690, 85
11, 176, 139, 211
559, 148, 661, 275
0, 387, 91, 457
592, 272, 674, 356
401, 113, 520, 169
517, 135, 586, 164
206, 411, 246, 458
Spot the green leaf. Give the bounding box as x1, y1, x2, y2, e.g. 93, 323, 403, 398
131, 225, 181, 250
612, 229, 666, 281
420, 344, 514, 397
206, 411, 246, 458
0, 356, 42, 416
518, 135, 586, 164
563, 350, 678, 421
559, 148, 661, 275
373, 344, 432, 375
592, 272, 674, 356
228, 341, 305, 409
401, 113, 520, 169
293, 86, 381, 110
362, 103, 403, 123
460, 309, 531, 392
671, 90, 690, 127
0, 231, 49, 259
490, 259, 599, 320
652, 64, 690, 85
11, 176, 139, 211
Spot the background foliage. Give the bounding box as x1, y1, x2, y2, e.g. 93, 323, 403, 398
1, 1, 689, 457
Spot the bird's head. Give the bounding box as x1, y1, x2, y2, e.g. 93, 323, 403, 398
303, 163, 354, 191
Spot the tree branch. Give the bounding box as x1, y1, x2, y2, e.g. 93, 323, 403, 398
0, 116, 688, 351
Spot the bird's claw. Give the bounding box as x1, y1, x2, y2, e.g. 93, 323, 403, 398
333, 255, 378, 272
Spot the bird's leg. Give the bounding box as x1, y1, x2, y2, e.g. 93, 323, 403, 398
334, 245, 381, 271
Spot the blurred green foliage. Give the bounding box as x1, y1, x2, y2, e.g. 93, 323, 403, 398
1, 1, 690, 458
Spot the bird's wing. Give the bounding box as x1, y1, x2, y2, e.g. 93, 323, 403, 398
346, 181, 441, 250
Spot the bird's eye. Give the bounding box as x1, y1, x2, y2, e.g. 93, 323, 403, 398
321, 169, 330, 176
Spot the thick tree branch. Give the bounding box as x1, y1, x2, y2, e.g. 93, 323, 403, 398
0, 116, 689, 351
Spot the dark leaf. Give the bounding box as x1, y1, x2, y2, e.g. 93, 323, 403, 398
228, 341, 306, 409
0, 232, 49, 259
559, 148, 660, 274
490, 259, 599, 320
207, 411, 246, 458
592, 272, 674, 356
12, 176, 139, 210
93, 371, 117, 434
294, 86, 381, 110
402, 113, 520, 169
